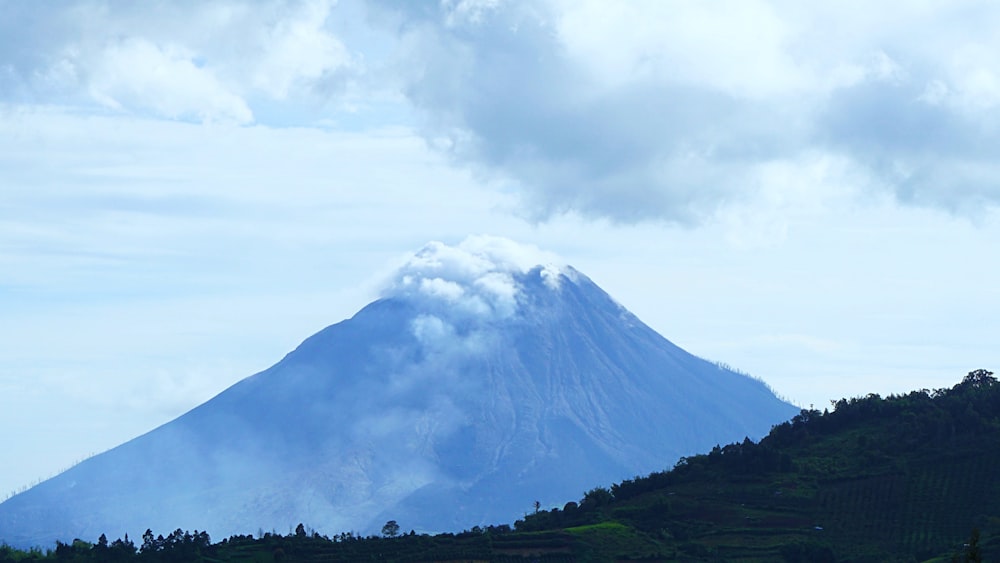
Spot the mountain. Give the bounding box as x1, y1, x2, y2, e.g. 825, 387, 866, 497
0, 236, 797, 548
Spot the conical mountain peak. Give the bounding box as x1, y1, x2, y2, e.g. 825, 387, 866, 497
0, 237, 797, 549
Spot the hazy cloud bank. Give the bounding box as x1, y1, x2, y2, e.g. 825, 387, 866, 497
5, 1, 1000, 222
375, 0, 1000, 223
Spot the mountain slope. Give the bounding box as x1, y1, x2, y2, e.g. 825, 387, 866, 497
0, 236, 797, 548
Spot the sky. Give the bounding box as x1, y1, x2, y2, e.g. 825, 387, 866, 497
2, 0, 999, 498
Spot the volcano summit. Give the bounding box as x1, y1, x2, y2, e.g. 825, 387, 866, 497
0, 236, 797, 548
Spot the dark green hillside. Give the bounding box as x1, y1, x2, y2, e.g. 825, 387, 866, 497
3, 370, 999, 562
512, 369, 1000, 561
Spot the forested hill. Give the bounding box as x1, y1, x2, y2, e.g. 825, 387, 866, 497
511, 368, 1000, 561
2, 370, 999, 562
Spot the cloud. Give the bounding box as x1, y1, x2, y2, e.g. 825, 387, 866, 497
88, 37, 254, 123
6, 2, 1000, 218
250, 0, 353, 99
372, 0, 1000, 223
383, 235, 565, 324
375, 237, 568, 396
0, 0, 353, 123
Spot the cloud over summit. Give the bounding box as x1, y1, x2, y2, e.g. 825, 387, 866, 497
383, 235, 565, 324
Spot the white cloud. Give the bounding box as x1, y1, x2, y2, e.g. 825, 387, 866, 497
88, 37, 254, 123
375, 0, 1000, 223
17, 0, 1000, 221
250, 0, 352, 99
383, 236, 565, 323
418, 277, 468, 302
0, 1, 358, 124
554, 0, 807, 99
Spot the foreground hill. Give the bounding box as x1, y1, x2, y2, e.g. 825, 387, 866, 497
2, 370, 996, 562
0, 237, 797, 548
506, 369, 1000, 561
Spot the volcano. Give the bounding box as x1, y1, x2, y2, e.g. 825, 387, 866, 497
0, 236, 798, 548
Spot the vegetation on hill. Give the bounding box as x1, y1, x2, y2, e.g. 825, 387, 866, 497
2, 370, 998, 562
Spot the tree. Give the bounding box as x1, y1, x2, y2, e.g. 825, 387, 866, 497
92, 533, 109, 559
962, 369, 996, 389
953, 528, 983, 563
109, 534, 137, 560
581, 486, 613, 508
141, 529, 157, 553
381, 520, 400, 538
